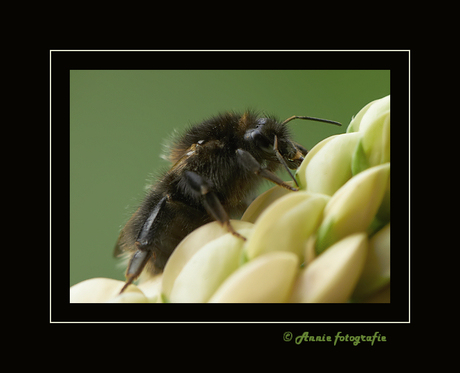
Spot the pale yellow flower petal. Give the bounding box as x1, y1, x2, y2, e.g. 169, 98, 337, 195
70, 277, 144, 303
244, 192, 329, 261
357, 95, 390, 134
168, 230, 250, 303
303, 132, 362, 195
315, 163, 390, 254
362, 112, 390, 167
107, 291, 149, 303
209, 251, 299, 303
296, 135, 339, 189
241, 183, 294, 223
352, 224, 390, 299
161, 220, 253, 298
138, 274, 164, 302
352, 108, 390, 174
346, 95, 389, 134
346, 100, 377, 133
290, 233, 367, 303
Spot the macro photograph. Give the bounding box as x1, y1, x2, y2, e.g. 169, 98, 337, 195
52, 51, 408, 324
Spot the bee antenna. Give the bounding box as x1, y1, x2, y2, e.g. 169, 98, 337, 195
281, 115, 342, 127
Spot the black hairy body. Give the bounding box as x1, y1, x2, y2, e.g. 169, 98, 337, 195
115, 110, 340, 293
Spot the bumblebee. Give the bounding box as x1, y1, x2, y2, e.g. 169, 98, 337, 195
114, 110, 341, 293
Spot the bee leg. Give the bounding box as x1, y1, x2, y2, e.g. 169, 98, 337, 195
273, 135, 299, 187
184, 171, 246, 241
120, 249, 153, 294
235, 149, 298, 191
119, 196, 167, 294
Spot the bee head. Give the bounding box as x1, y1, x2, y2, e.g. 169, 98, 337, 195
243, 117, 303, 169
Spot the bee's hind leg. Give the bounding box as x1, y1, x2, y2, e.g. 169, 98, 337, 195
119, 196, 167, 294
119, 249, 153, 294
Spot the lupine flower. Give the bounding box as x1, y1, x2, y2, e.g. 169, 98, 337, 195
314, 162, 390, 255
349, 95, 390, 174
243, 191, 329, 262
352, 223, 390, 300
296, 132, 362, 196
166, 227, 249, 303
289, 233, 368, 303
70, 95, 391, 303
161, 220, 254, 302
70, 277, 150, 303
209, 251, 299, 303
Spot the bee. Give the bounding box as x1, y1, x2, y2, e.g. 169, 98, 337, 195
114, 110, 341, 293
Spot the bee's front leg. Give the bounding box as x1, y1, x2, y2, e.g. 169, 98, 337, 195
235, 149, 298, 191
184, 170, 246, 241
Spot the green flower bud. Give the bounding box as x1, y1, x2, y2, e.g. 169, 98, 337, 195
315, 163, 390, 255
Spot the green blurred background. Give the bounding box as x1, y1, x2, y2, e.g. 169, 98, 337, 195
70, 70, 390, 286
